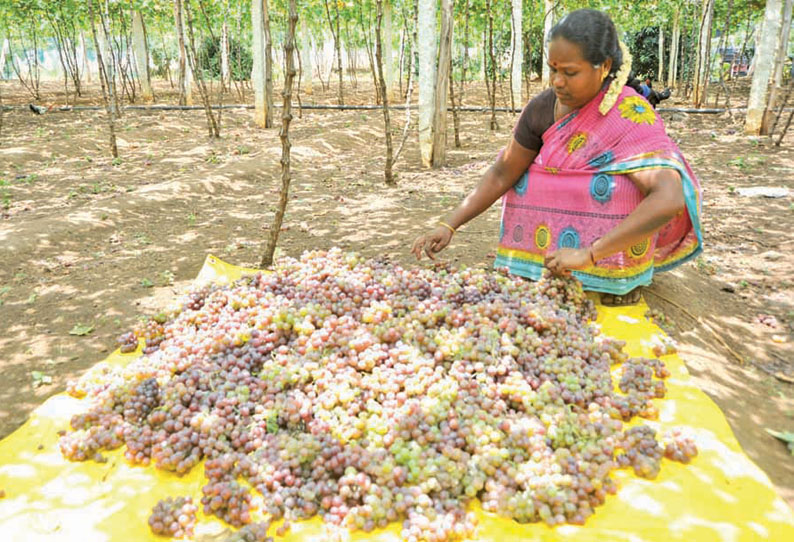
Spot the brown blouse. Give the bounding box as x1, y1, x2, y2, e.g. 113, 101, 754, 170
513, 88, 557, 152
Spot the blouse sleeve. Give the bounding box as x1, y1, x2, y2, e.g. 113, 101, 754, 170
512, 88, 555, 152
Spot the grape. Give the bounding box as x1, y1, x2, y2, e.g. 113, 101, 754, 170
117, 331, 139, 354
60, 248, 691, 539
662, 429, 698, 463
148, 496, 197, 538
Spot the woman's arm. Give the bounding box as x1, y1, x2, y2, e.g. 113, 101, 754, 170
411, 138, 537, 260
545, 168, 686, 272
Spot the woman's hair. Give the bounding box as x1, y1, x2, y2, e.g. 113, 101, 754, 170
549, 9, 622, 75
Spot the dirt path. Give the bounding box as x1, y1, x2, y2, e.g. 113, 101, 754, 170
1, 79, 792, 506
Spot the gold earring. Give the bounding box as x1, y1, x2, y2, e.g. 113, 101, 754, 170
601, 71, 609, 82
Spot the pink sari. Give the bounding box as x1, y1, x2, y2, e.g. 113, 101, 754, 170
495, 86, 702, 294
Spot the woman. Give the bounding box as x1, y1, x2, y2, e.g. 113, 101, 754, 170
411, 9, 702, 305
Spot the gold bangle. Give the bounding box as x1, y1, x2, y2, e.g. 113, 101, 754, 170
438, 221, 457, 235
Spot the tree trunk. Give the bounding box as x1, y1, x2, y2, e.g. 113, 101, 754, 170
252, 0, 273, 128
261, 0, 298, 268
728, 12, 754, 106
772, 0, 793, 89
541, 0, 554, 88
100, 1, 122, 115
510, 0, 523, 110
668, 10, 680, 88
462, 0, 470, 93
486, 0, 498, 130
712, 0, 734, 106
764, 0, 793, 131
91, 1, 118, 158
221, 18, 230, 91
335, 2, 344, 103
0, 38, 8, 81
300, 19, 313, 96
184, 0, 220, 137
131, 10, 153, 102
322, 0, 344, 104
745, 0, 782, 134
174, 0, 188, 105
80, 32, 92, 83
450, 54, 461, 149
264, 0, 274, 127
693, 0, 715, 107
747, 17, 764, 77
417, 0, 436, 167
658, 26, 664, 85
384, 0, 394, 99
431, 0, 452, 167
375, 0, 395, 185
361, 3, 381, 104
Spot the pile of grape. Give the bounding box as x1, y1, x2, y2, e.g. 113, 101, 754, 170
60, 249, 696, 541
149, 496, 198, 538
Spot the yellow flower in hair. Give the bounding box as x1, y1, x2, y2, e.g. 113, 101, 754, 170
618, 96, 657, 125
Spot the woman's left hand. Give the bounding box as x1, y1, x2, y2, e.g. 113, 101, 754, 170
544, 248, 591, 275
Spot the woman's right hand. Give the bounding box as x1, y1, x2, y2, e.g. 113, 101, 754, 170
411, 226, 454, 260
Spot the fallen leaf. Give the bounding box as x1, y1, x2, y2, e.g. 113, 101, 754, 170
69, 323, 95, 336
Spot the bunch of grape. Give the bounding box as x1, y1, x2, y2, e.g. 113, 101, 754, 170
117, 331, 139, 354
148, 496, 198, 538
60, 249, 697, 540
616, 426, 664, 479
662, 429, 699, 464
222, 522, 273, 542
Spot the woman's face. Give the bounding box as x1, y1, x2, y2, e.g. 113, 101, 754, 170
548, 37, 611, 109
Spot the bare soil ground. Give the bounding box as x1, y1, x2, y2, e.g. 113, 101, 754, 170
1, 77, 792, 506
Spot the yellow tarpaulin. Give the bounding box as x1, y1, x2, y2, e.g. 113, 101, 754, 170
1, 255, 792, 542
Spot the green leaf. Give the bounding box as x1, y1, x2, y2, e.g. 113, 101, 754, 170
69, 323, 95, 336
766, 428, 794, 456
141, 278, 154, 288
31, 371, 52, 387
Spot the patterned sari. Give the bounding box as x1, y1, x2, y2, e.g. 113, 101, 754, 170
494, 86, 703, 295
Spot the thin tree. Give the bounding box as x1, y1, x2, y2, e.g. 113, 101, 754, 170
764, 0, 793, 132
220, 11, 230, 92
393, 5, 416, 166
131, 9, 153, 101
668, 8, 680, 89
711, 0, 734, 107
261, 0, 298, 268
450, 53, 461, 148
184, 0, 220, 137
9, 24, 41, 100
383, 0, 394, 99
746, 0, 782, 134
323, 0, 344, 105
729, 11, 754, 104
89, 0, 118, 158
252, 0, 274, 128
461, 0, 470, 94
360, 3, 381, 104
417, 0, 436, 167
485, 0, 498, 130
45, 2, 83, 100
692, 0, 715, 108
541, 0, 554, 88
375, 0, 395, 185
431, 0, 453, 167
510, 0, 523, 111
657, 26, 664, 85
174, 0, 188, 105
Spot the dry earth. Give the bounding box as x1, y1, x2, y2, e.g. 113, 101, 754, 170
0, 77, 792, 505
